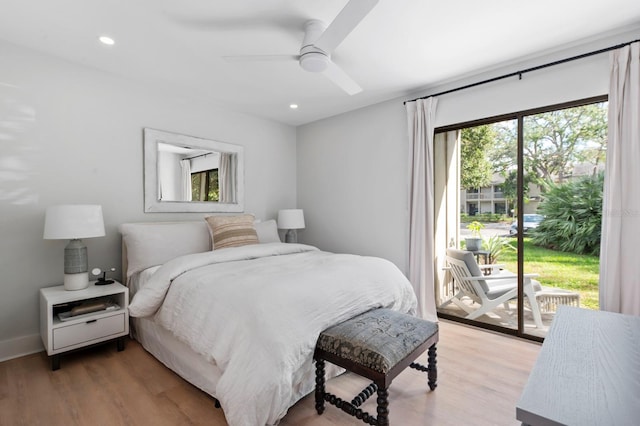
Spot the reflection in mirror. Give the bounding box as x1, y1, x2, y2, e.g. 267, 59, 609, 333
144, 128, 244, 213
156, 143, 221, 202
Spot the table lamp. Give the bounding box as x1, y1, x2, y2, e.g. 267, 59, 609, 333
277, 209, 305, 243
44, 205, 105, 290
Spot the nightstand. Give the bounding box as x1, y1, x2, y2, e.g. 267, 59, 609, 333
39, 281, 129, 370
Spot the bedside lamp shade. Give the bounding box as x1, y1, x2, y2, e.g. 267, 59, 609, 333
44, 205, 105, 291
277, 209, 305, 243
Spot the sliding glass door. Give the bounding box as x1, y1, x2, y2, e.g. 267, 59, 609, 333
435, 97, 607, 339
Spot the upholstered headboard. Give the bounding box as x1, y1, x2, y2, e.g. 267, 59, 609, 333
119, 221, 211, 285
119, 219, 281, 285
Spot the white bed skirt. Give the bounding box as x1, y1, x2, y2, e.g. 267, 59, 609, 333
131, 316, 345, 418
131, 316, 223, 398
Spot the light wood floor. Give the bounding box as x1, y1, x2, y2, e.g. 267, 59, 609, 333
0, 320, 540, 425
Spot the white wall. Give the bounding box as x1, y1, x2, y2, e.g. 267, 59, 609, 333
297, 102, 410, 270
296, 30, 640, 275
0, 40, 297, 360
190, 153, 219, 173
157, 151, 182, 201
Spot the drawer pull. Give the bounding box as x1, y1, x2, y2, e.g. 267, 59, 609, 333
86, 319, 97, 324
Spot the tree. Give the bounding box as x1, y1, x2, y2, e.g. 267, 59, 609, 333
488, 120, 517, 176
499, 169, 534, 215
524, 104, 607, 183
488, 103, 607, 185
460, 125, 494, 190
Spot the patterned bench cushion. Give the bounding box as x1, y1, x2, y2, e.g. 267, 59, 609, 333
316, 309, 438, 374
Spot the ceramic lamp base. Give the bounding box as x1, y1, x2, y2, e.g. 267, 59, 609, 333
64, 272, 89, 291
285, 229, 298, 243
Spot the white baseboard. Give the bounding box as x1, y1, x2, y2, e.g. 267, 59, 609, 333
0, 334, 43, 362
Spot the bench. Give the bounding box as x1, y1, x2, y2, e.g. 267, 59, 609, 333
517, 306, 640, 425
314, 308, 439, 426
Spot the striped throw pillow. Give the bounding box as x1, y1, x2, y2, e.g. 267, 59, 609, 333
205, 214, 258, 250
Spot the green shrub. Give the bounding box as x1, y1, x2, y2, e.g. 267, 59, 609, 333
483, 235, 516, 264
460, 213, 510, 223
531, 173, 604, 256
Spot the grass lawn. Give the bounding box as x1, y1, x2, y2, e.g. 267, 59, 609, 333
498, 238, 600, 310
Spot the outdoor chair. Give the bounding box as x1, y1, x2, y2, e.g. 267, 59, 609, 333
442, 248, 544, 328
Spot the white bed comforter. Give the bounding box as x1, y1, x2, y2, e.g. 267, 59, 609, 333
128, 243, 417, 426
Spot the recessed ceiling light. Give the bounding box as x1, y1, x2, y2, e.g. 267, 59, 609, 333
289, 104, 299, 109
99, 36, 115, 46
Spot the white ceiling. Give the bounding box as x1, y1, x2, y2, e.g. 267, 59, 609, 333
1, 0, 639, 126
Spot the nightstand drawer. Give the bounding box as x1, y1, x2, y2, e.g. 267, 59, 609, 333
53, 312, 126, 350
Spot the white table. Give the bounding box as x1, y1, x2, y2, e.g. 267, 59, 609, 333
516, 306, 640, 426
40, 282, 129, 370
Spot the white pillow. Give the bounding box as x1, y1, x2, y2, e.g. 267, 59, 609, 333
255, 219, 281, 243
120, 221, 211, 279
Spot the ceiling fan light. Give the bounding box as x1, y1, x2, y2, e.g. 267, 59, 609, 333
300, 52, 329, 73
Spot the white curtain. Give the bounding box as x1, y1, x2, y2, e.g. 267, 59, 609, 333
179, 159, 192, 201
599, 42, 640, 316
406, 97, 438, 322
219, 153, 237, 203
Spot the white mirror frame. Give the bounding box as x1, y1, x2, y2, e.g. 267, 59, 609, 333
143, 128, 245, 213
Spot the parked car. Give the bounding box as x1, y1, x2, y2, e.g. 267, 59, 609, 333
509, 214, 544, 236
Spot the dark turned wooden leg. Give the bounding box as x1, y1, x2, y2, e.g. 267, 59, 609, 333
351, 382, 378, 407
376, 386, 389, 426
428, 344, 438, 391
117, 337, 125, 352
315, 358, 326, 415
51, 355, 60, 371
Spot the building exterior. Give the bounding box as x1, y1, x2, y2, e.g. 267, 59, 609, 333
460, 163, 601, 217
460, 175, 542, 216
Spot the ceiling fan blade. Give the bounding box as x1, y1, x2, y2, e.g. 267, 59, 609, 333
314, 0, 379, 54
170, 12, 305, 34
323, 60, 362, 95
222, 55, 299, 63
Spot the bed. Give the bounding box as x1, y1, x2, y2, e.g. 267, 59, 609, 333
120, 216, 417, 426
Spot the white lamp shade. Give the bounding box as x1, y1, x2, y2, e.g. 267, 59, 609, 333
277, 209, 305, 230
44, 205, 105, 239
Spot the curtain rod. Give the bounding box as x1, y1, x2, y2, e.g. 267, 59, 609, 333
185, 152, 212, 160
404, 38, 640, 104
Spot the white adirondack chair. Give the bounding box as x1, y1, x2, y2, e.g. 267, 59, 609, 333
442, 248, 544, 328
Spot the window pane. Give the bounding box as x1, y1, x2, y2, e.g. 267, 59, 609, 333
446, 120, 520, 331
191, 173, 202, 201
208, 169, 219, 202
191, 169, 219, 201
522, 102, 607, 321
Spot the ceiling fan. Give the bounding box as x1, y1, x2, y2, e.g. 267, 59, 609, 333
223, 0, 379, 95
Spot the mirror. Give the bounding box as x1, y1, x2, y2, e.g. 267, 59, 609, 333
144, 128, 244, 213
